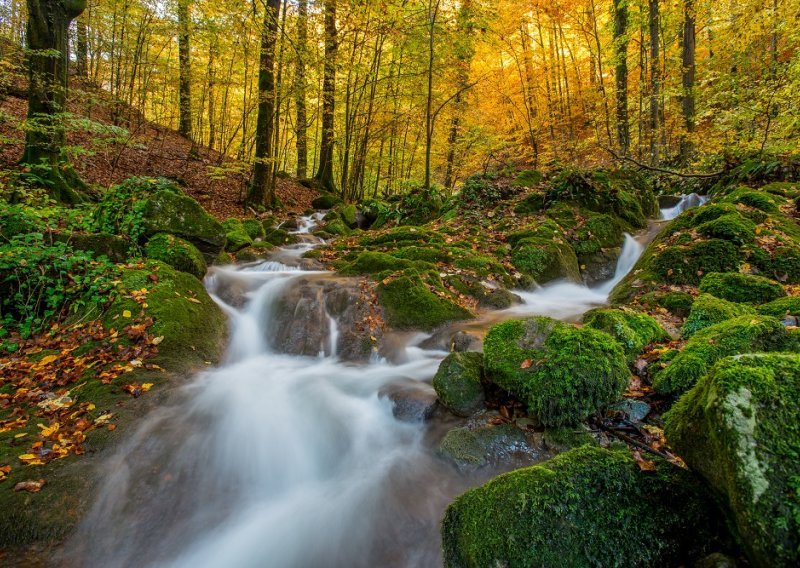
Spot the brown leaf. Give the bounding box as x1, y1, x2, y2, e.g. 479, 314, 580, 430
633, 450, 656, 472
14, 479, 45, 493
520, 359, 533, 369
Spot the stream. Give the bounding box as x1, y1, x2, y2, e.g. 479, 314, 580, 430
62, 195, 705, 568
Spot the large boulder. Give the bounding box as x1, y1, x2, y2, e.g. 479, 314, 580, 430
682, 294, 755, 338
139, 190, 225, 261
432, 352, 486, 417
442, 446, 721, 568
222, 218, 253, 252
144, 233, 207, 279
654, 315, 795, 396
511, 238, 580, 284
699, 272, 786, 304
583, 308, 669, 360
483, 317, 629, 426
376, 270, 472, 331
665, 354, 800, 567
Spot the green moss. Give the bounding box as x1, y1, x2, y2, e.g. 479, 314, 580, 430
514, 192, 546, 215
222, 218, 253, 252
311, 193, 342, 209
654, 315, 795, 395
696, 213, 757, 245
542, 426, 596, 452
721, 188, 781, 213
442, 446, 721, 568
665, 354, 800, 567
750, 244, 800, 284
513, 170, 544, 188
438, 423, 528, 471
569, 213, 624, 256
242, 219, 266, 240
507, 219, 563, 248
432, 352, 486, 417
139, 189, 225, 260
682, 294, 756, 338
361, 226, 444, 247
641, 291, 695, 317
757, 296, 800, 317
377, 270, 473, 330
511, 238, 580, 284
699, 272, 786, 304
583, 308, 670, 359
340, 251, 417, 275
652, 239, 742, 285
144, 233, 207, 279
338, 204, 359, 228
322, 219, 351, 236
51, 231, 131, 263
483, 318, 629, 426
393, 245, 451, 264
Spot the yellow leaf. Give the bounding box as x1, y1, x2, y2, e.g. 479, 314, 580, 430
122, 310, 132, 318
141, 383, 154, 392
151, 336, 165, 345
187, 298, 202, 304
38, 423, 60, 438
38, 354, 58, 366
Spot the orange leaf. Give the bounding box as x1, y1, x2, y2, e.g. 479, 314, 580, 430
520, 359, 533, 369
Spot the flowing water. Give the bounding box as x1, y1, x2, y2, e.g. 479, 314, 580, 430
63, 201, 702, 568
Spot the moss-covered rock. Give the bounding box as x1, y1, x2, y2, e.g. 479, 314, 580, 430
242, 219, 266, 241
651, 239, 743, 286
235, 242, 275, 263
311, 193, 342, 209
144, 233, 207, 279
511, 238, 581, 284
640, 291, 695, 317
541, 426, 596, 452
432, 352, 486, 417
696, 213, 757, 246
699, 272, 786, 304
339, 251, 416, 275
483, 318, 629, 426
322, 219, 351, 236
665, 354, 800, 567
437, 423, 530, 471
377, 271, 472, 330
338, 204, 359, 228
263, 226, 299, 246
442, 446, 721, 568
654, 315, 795, 395
721, 188, 781, 213
361, 226, 444, 247
682, 294, 756, 338
583, 308, 670, 359
757, 296, 800, 318
139, 190, 225, 261
222, 218, 253, 252
513, 191, 546, 215
51, 231, 131, 263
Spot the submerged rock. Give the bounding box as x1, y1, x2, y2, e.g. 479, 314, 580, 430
442, 446, 721, 568
432, 352, 486, 417
437, 422, 538, 472
378, 381, 438, 422
665, 354, 800, 567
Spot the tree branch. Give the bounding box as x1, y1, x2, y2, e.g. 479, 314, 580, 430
600, 145, 725, 179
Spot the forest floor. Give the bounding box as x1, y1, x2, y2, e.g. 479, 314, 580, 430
0, 78, 316, 219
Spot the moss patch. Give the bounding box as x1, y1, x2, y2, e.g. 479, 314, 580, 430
583, 308, 670, 360
699, 272, 786, 305
432, 352, 486, 417
144, 233, 207, 279
377, 271, 473, 330
682, 294, 756, 338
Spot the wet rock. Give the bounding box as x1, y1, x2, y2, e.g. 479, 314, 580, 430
659, 195, 684, 208
271, 282, 329, 357
452, 331, 481, 353
608, 399, 651, 423
379, 381, 438, 422
280, 218, 300, 231
432, 352, 486, 417
579, 248, 620, 286
437, 422, 535, 472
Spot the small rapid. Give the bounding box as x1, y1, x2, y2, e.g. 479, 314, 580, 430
65, 201, 703, 568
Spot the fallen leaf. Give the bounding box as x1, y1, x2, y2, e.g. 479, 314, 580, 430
633, 450, 656, 472
520, 359, 533, 369
14, 479, 45, 493
187, 298, 202, 304
151, 336, 165, 345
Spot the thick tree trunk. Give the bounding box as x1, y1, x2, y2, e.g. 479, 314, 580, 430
648, 0, 660, 163
177, 0, 192, 140
295, 0, 308, 179
613, 0, 630, 155
680, 0, 696, 162
247, 0, 281, 208
315, 0, 337, 194
23, 0, 87, 204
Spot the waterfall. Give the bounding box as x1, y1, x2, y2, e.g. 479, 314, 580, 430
660, 193, 709, 221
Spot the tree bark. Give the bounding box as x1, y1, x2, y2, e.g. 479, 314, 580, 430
294, 0, 308, 179
648, 0, 660, 163
177, 0, 192, 140
246, 0, 281, 208
75, 7, 89, 78
613, 0, 630, 155
23, 0, 88, 204
314, 0, 337, 194
680, 0, 696, 162
423, 0, 440, 189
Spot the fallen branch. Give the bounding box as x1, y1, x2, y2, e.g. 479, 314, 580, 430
600, 146, 725, 179
596, 421, 676, 462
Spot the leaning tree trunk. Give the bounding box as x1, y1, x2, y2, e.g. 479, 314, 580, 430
23, 0, 88, 204
246, 0, 281, 209
314, 0, 337, 194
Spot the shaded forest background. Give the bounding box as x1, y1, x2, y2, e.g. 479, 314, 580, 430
0, 0, 797, 204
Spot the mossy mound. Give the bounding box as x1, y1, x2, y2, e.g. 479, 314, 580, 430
360, 226, 444, 247
640, 291, 695, 317
138, 189, 225, 261
483, 318, 629, 426
720, 188, 781, 213
242, 219, 266, 241
511, 238, 580, 284
235, 242, 275, 263
442, 446, 721, 568
682, 294, 755, 338
311, 193, 342, 209
340, 251, 416, 275
144, 233, 207, 279
321, 219, 351, 236
263, 227, 299, 246
654, 315, 795, 395
432, 352, 486, 417
222, 218, 253, 252
583, 308, 670, 360
51, 231, 131, 263
699, 272, 786, 304
665, 354, 800, 567
696, 213, 757, 246
757, 296, 800, 318
376, 270, 472, 331
338, 204, 359, 228
652, 239, 742, 286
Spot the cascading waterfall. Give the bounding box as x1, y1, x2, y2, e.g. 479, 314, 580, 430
64, 201, 705, 568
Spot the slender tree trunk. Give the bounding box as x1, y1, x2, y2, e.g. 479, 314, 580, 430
246, 0, 281, 208
648, 0, 660, 163
613, 0, 630, 155
444, 0, 472, 190
177, 0, 192, 140
295, 0, 308, 179
423, 0, 441, 189
680, 0, 696, 162
315, 0, 337, 193
23, 0, 88, 204
75, 7, 88, 78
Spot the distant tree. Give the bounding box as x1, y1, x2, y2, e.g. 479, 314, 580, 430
22, 0, 88, 204
613, 0, 630, 155
177, 0, 193, 140
315, 0, 337, 194
294, 0, 308, 179
680, 0, 696, 162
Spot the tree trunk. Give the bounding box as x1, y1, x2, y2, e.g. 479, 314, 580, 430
295, 0, 308, 179
315, 0, 337, 194
613, 0, 630, 155
648, 0, 660, 163
423, 0, 440, 189
680, 0, 696, 162
177, 0, 192, 140
23, 0, 88, 204
246, 0, 281, 208
75, 7, 88, 78
443, 0, 472, 190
